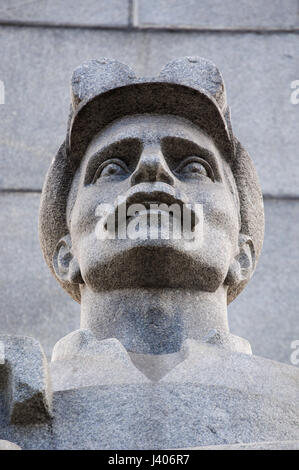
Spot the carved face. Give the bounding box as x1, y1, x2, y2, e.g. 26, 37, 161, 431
67, 114, 241, 292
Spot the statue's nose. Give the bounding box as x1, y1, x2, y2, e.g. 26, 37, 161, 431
130, 149, 174, 186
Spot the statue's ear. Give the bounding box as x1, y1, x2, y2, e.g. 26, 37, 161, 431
225, 234, 255, 288
52, 235, 83, 285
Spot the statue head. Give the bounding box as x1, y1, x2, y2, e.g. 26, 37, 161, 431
39, 57, 264, 346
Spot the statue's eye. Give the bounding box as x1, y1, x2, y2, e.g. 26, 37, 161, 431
100, 163, 126, 177
175, 158, 214, 180
93, 159, 129, 183
180, 161, 207, 176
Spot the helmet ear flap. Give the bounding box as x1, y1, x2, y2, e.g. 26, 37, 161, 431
159, 56, 228, 110
226, 137, 264, 304
70, 59, 137, 111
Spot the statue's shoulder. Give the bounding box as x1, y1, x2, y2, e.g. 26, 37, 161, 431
1, 332, 299, 449
165, 338, 299, 393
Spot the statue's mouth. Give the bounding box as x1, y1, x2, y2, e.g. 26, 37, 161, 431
126, 200, 172, 218
102, 183, 199, 235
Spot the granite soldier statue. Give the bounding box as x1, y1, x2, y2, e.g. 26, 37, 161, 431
0, 57, 298, 449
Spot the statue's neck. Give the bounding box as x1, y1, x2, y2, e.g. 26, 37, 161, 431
79, 286, 229, 354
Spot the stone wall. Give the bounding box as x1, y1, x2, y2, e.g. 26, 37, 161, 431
0, 0, 298, 363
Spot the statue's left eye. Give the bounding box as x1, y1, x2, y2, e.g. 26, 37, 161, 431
93, 160, 129, 182
180, 161, 207, 176
175, 158, 214, 180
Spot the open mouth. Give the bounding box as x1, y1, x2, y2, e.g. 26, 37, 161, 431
103, 200, 198, 234
125, 203, 178, 226
126, 200, 177, 216
98, 184, 200, 237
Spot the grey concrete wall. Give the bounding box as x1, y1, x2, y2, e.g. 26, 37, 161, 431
0, 0, 298, 364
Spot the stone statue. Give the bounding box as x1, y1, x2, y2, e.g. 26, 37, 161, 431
0, 57, 298, 449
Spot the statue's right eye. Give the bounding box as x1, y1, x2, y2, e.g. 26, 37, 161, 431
92, 159, 129, 183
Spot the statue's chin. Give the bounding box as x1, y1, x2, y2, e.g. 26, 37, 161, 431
80, 242, 226, 293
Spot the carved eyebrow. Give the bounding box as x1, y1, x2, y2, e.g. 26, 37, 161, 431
83, 138, 142, 185
161, 136, 222, 180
